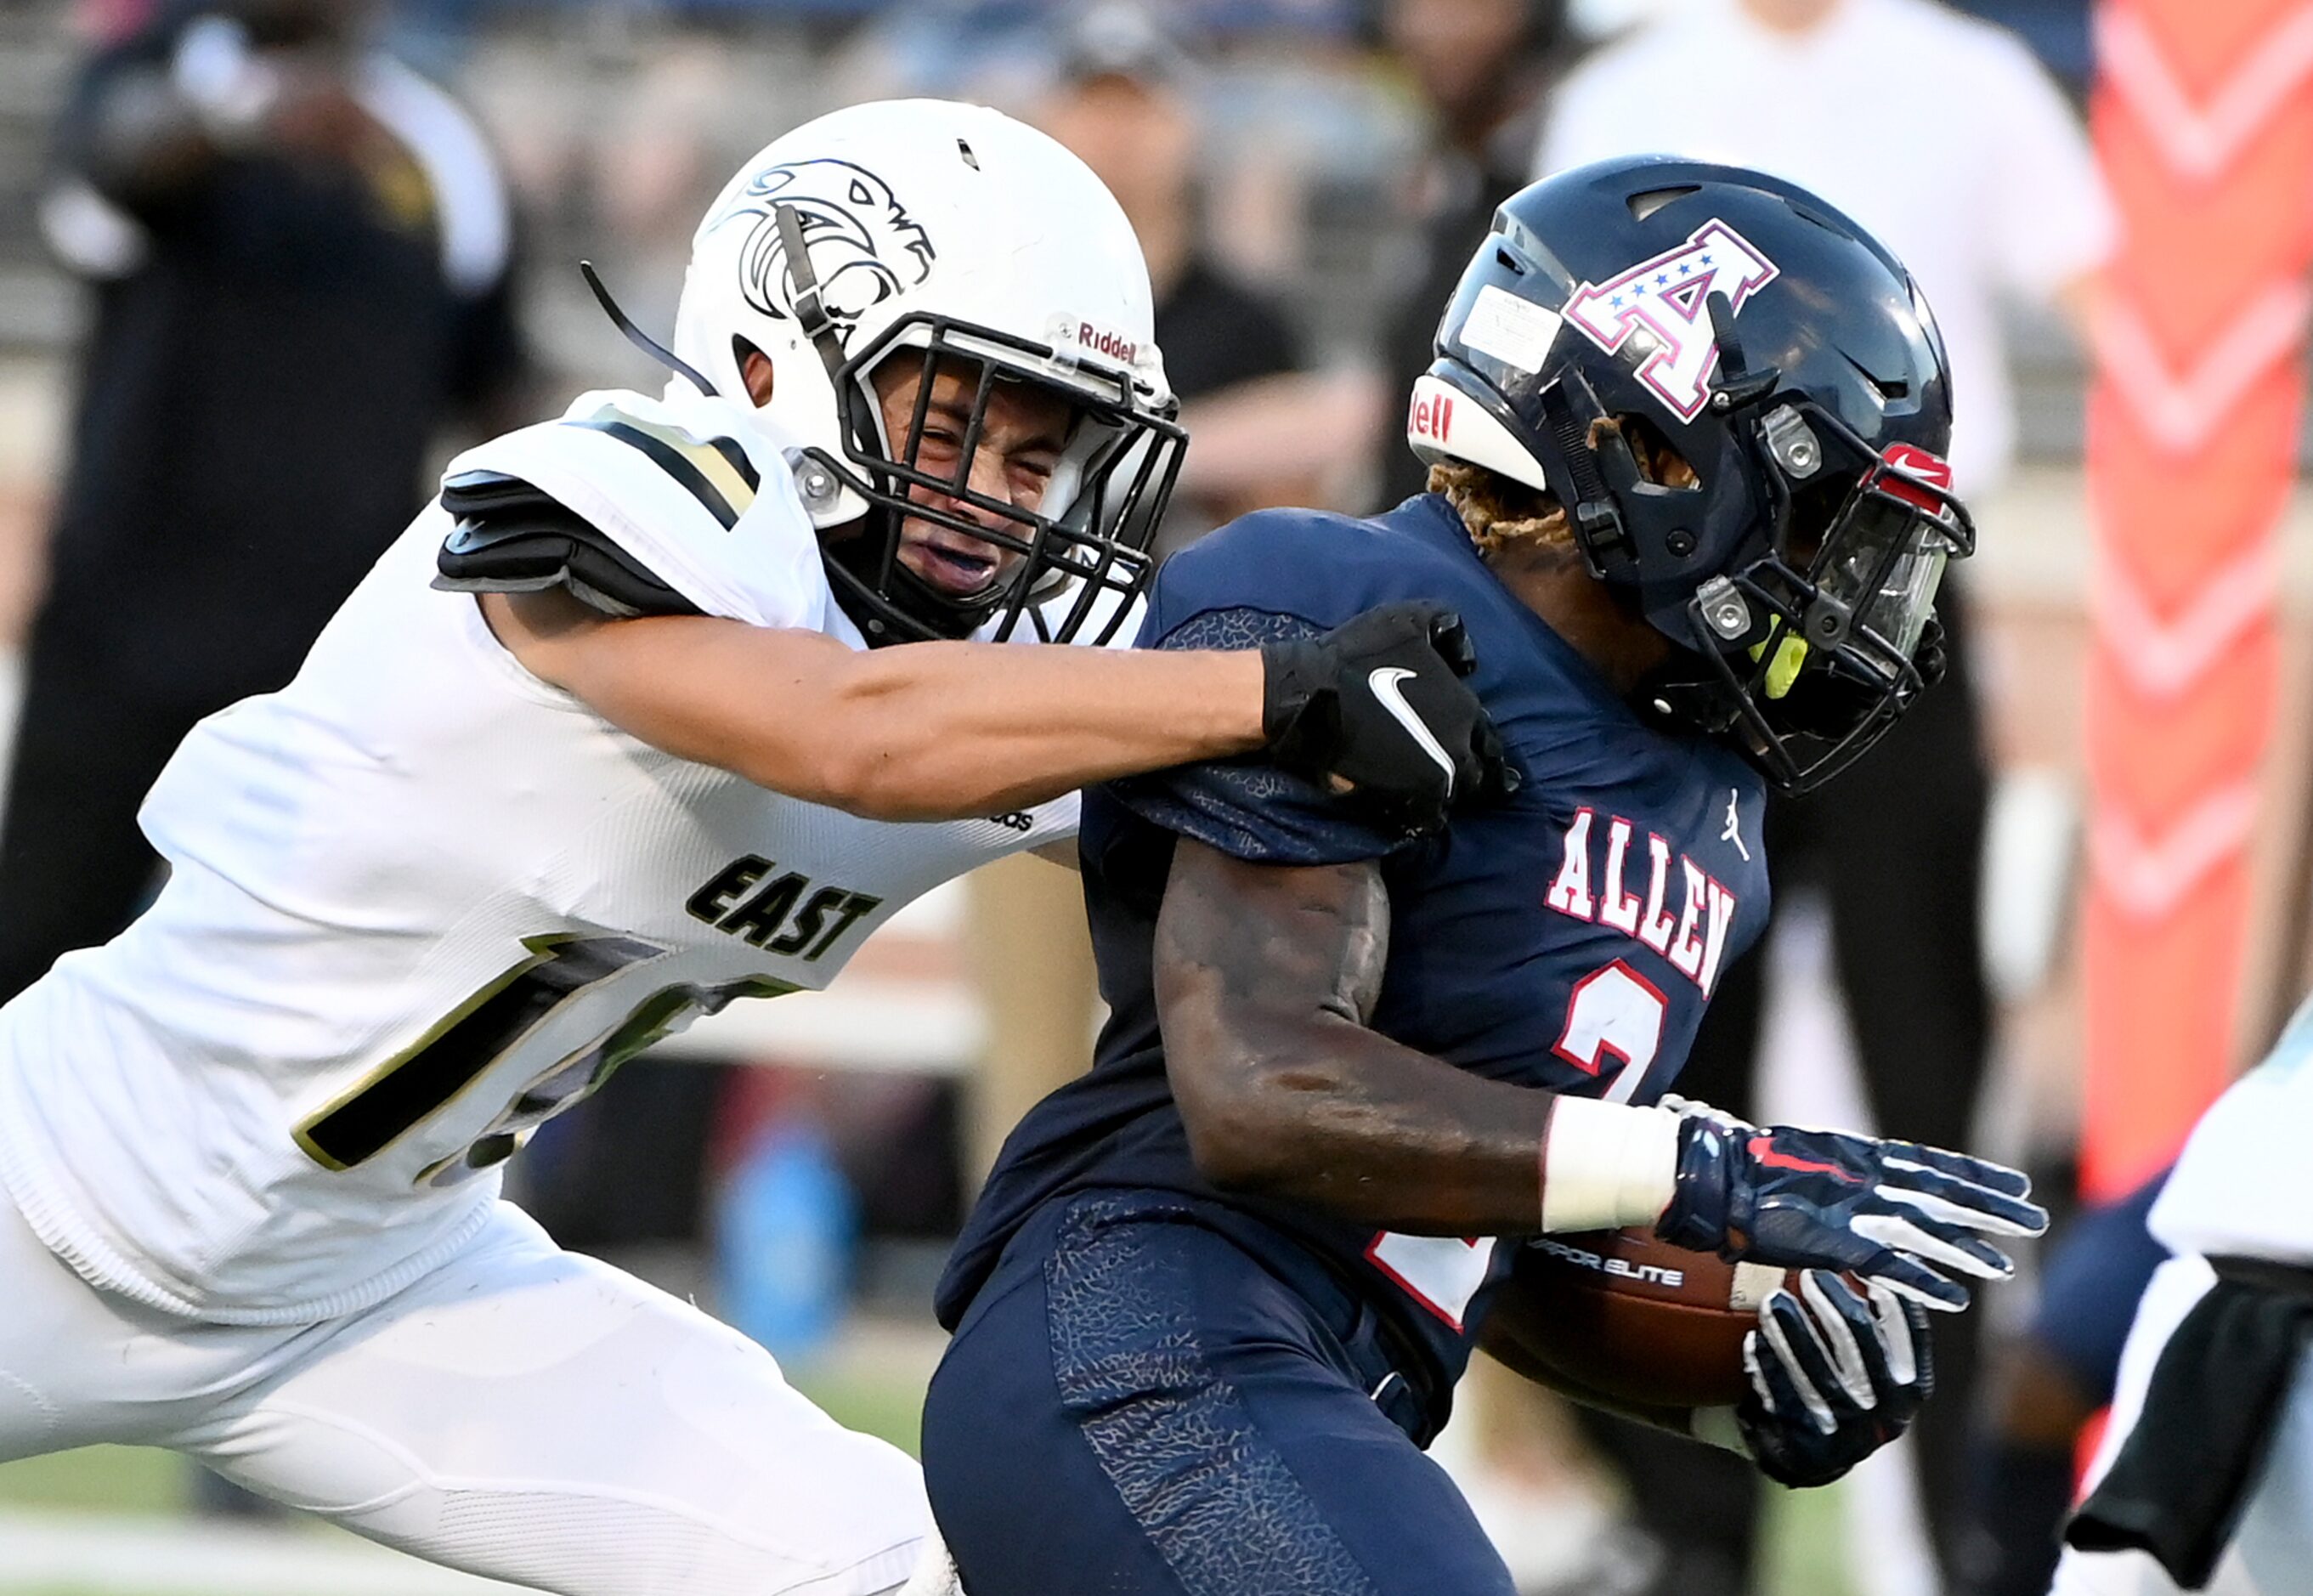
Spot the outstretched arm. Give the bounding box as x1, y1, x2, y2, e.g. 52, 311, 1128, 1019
484, 589, 1264, 822
480, 589, 1501, 827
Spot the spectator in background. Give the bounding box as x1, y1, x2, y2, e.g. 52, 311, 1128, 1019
19, 0, 524, 1003
73, 0, 162, 47
1038, 2, 1382, 546
1369, 0, 1564, 512
1535, 0, 2112, 1588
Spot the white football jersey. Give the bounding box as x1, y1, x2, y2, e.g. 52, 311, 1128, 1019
0, 388, 1111, 1325
2150, 993, 2313, 1265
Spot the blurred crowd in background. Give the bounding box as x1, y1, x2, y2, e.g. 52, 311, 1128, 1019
0, 3, 2139, 1594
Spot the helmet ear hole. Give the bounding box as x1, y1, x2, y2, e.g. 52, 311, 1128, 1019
1605, 413, 1698, 490
733, 338, 775, 406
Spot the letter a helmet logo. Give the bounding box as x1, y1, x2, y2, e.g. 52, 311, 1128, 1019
1564, 219, 1779, 422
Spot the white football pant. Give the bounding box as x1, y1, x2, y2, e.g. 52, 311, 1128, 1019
0, 1194, 927, 1596
2050, 1256, 2313, 1596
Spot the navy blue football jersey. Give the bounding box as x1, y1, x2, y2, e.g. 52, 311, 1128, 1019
938, 494, 1773, 1423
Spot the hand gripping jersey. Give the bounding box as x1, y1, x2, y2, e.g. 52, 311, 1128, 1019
0, 388, 1094, 1325
940, 494, 1773, 1430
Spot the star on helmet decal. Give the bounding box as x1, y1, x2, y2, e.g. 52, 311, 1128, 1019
1564, 220, 1779, 422
710, 158, 937, 342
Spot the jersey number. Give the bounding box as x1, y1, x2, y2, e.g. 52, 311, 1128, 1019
1552, 959, 1667, 1104
294, 935, 790, 1186
1367, 960, 1670, 1327
1366, 1234, 1496, 1332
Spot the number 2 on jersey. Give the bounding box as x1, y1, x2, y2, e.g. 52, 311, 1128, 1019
1369, 959, 1669, 1327
295, 935, 789, 1185
1553, 959, 1666, 1104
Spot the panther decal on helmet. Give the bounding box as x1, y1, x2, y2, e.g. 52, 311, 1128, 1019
713, 158, 936, 340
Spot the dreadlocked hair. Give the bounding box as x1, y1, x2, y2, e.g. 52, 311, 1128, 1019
1427, 461, 1575, 558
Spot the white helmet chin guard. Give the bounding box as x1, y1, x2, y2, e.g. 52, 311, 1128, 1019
670, 99, 1183, 646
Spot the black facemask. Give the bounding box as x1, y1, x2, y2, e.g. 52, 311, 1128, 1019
802, 317, 1184, 648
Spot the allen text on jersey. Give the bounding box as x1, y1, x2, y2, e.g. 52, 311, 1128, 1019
1541, 807, 1741, 996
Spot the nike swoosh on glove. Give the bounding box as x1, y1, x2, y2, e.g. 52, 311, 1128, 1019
1654, 1118, 2048, 1310
1726, 1272, 1932, 1489
1261, 601, 1519, 835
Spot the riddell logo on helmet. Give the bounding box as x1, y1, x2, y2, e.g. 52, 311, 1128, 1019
1077, 323, 1138, 363
1408, 388, 1454, 442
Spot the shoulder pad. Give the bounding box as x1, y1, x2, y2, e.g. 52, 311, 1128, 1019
434, 469, 702, 619
1150, 505, 1419, 637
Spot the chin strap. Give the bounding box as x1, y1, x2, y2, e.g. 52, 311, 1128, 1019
774, 200, 892, 524
775, 202, 853, 388
1536, 373, 1630, 577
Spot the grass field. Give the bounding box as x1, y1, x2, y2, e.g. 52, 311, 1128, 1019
0, 1344, 1857, 1596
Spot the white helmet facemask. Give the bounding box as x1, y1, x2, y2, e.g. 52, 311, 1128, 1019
666, 99, 1184, 646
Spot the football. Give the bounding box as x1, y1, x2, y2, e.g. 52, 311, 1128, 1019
1503, 1226, 1790, 1410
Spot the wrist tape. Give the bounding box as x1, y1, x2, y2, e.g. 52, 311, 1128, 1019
1538, 1097, 1682, 1234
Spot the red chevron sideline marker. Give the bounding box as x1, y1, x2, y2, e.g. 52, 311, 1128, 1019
2082, 0, 2313, 1199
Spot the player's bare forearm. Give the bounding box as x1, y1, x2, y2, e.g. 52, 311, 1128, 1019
480, 591, 1265, 821
1155, 839, 1558, 1233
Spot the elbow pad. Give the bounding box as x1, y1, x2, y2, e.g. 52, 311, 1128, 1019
433, 469, 702, 620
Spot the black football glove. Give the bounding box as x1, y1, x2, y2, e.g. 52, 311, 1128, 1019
1261, 602, 1518, 835
1730, 1272, 1932, 1488
1655, 1117, 2048, 1311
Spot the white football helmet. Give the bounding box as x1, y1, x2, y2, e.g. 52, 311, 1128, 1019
670, 99, 1183, 645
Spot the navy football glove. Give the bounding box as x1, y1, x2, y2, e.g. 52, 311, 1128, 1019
1263, 602, 1518, 835
1730, 1272, 1932, 1489
1656, 1117, 2048, 1310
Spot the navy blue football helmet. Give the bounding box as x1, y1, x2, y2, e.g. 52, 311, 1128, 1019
1406, 156, 1973, 794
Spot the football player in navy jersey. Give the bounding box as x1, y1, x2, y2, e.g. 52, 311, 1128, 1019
919, 158, 2050, 1596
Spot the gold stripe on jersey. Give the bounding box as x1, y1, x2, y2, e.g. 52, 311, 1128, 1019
572, 405, 761, 530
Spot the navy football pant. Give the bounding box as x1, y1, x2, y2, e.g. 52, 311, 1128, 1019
923, 1192, 1515, 1596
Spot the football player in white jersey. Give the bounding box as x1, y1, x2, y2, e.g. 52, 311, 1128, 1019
0, 99, 1507, 1596
2050, 999, 2313, 1596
